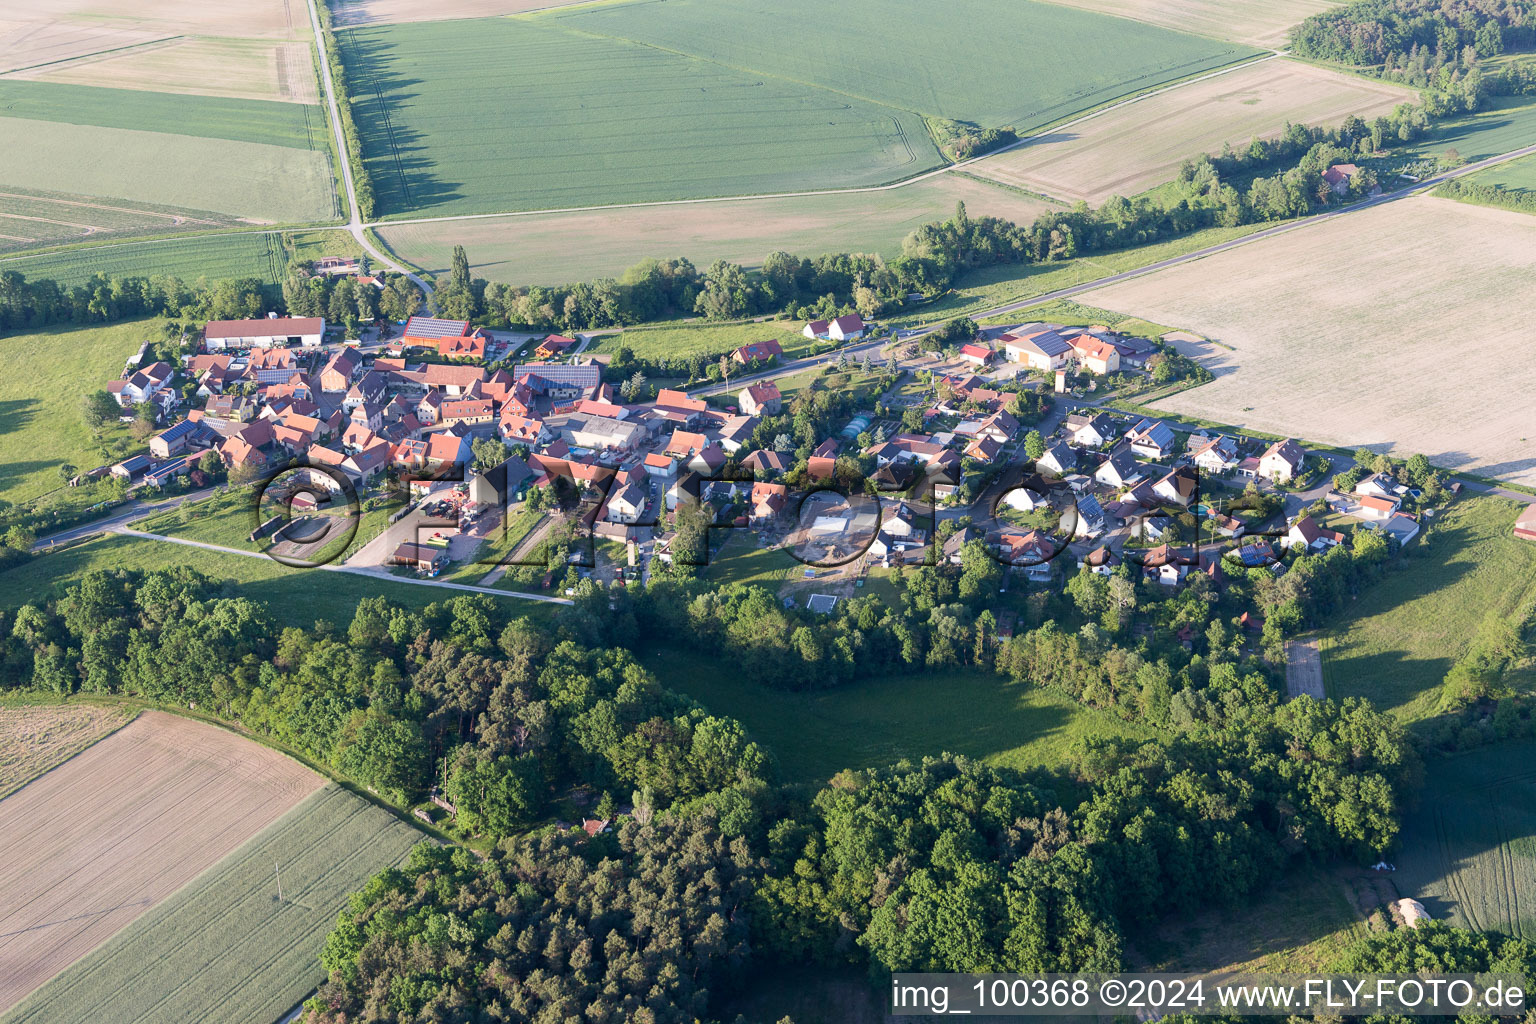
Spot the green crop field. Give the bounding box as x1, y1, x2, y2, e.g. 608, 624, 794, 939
0, 320, 149, 505
1451, 150, 1536, 194
642, 647, 1150, 783
0, 187, 246, 257
2, 783, 425, 1024
0, 81, 329, 151
1392, 740, 1536, 940
340, 17, 939, 217
0, 118, 337, 225
0, 231, 354, 288
545, 0, 1256, 131
1321, 496, 1536, 724
1399, 96, 1536, 166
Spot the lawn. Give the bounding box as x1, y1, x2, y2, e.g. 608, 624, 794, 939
376, 173, 1061, 285
1321, 496, 1536, 724
3, 782, 424, 1024
0, 319, 147, 504
338, 17, 940, 218
641, 647, 1150, 784
544, 0, 1257, 132
0, 532, 558, 630
589, 320, 817, 365
0, 230, 351, 288
702, 530, 800, 590
1392, 739, 1536, 940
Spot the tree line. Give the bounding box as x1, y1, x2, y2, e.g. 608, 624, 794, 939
1289, 0, 1536, 80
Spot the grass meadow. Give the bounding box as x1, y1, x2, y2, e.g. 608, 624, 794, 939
1392, 740, 1536, 940
590, 320, 818, 364
340, 18, 939, 217
0, 320, 147, 504
1321, 496, 1536, 724
544, 0, 1256, 131
641, 647, 1150, 784
2, 783, 424, 1024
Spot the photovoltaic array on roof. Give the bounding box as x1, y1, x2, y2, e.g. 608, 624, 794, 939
403, 316, 471, 339
513, 363, 602, 388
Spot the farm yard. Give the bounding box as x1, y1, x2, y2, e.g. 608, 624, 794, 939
0, 320, 150, 504
377, 174, 1062, 285
1030, 0, 1344, 47
1392, 740, 1536, 940
544, 0, 1258, 132
1078, 197, 1536, 488
1321, 497, 1536, 724
968, 59, 1413, 204
4, 783, 424, 1024
0, 711, 322, 1014
0, 701, 134, 799
339, 18, 940, 218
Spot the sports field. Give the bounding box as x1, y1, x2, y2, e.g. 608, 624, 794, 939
0, 711, 322, 1014
969, 59, 1413, 204
644, 648, 1150, 783
0, 320, 149, 505
0, 702, 134, 799
340, 18, 940, 217
1393, 740, 1536, 940
1078, 197, 1536, 488
544, 0, 1257, 131
4, 783, 424, 1024
1321, 497, 1536, 723
1032, 0, 1343, 47
378, 175, 1061, 284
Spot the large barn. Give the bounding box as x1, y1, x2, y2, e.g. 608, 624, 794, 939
204, 316, 325, 350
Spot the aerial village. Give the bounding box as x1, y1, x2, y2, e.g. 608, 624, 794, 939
91, 273, 1486, 608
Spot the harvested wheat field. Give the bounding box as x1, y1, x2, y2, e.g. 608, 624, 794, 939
969, 59, 1412, 204
12, 37, 319, 104
332, 0, 592, 26
0, 711, 322, 1014
1079, 196, 1536, 488
1036, 0, 1342, 47
0, 703, 134, 799
379, 175, 1060, 284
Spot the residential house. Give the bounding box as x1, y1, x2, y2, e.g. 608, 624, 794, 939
1126, 418, 1176, 460
1073, 494, 1106, 537
440, 398, 496, 431
534, 334, 578, 359
1036, 440, 1076, 476
717, 414, 758, 453
1190, 434, 1240, 474
1071, 334, 1120, 375
1094, 444, 1145, 489
319, 348, 359, 392
603, 468, 649, 524
416, 391, 443, 425
942, 523, 984, 565
1151, 465, 1199, 507
500, 413, 548, 446
424, 363, 488, 396
739, 381, 782, 416
1259, 438, 1306, 482
1065, 412, 1114, 448
425, 431, 472, 469
343, 371, 388, 411
803, 314, 864, 341
750, 481, 787, 525
149, 418, 213, 459
1321, 163, 1357, 195
1287, 514, 1346, 552
807, 438, 839, 481
732, 339, 783, 364
1355, 472, 1405, 499
740, 449, 791, 477
993, 529, 1055, 580
666, 429, 709, 458
975, 410, 1020, 444
204, 316, 324, 350
107, 361, 174, 407
653, 388, 708, 426
1078, 544, 1121, 575
964, 436, 1003, 464
438, 333, 486, 359
1356, 494, 1400, 521
245, 347, 299, 384
204, 393, 253, 422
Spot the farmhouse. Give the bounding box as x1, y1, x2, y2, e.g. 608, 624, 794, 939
402, 316, 471, 349
535, 334, 578, 359
149, 418, 214, 459
107, 361, 175, 407
204, 316, 324, 350
320, 349, 360, 392
438, 333, 486, 358
1321, 163, 1358, 195
1003, 329, 1072, 370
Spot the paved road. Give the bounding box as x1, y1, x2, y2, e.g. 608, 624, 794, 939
302, 0, 435, 307
115, 526, 574, 605
31, 487, 217, 551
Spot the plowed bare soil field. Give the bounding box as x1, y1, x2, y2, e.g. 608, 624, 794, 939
0, 711, 321, 1014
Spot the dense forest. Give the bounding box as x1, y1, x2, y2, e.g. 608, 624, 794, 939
1290, 0, 1536, 81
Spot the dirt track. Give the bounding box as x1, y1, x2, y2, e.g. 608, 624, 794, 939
0, 711, 321, 1013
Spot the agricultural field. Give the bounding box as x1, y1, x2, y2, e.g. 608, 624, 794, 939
339, 18, 940, 218
544, 0, 1258, 131
587, 320, 816, 364
968, 59, 1413, 204
0, 187, 240, 256
0, 711, 322, 1014
1077, 197, 1536, 487
9, 37, 318, 104
0, 231, 348, 288
1321, 496, 1536, 723
1397, 96, 1536, 167
1443, 150, 1536, 198
0, 319, 149, 505
1392, 740, 1536, 940
4, 783, 425, 1024
378, 174, 1062, 285
1030, 0, 1343, 47
0, 701, 134, 799
644, 647, 1150, 784
0, 118, 337, 225
332, 0, 590, 26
